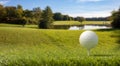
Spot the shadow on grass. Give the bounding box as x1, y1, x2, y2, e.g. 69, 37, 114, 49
95, 29, 115, 31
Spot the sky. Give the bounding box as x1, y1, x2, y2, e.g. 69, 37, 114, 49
0, 0, 120, 17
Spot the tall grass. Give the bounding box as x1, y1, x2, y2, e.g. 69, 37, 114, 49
0, 24, 119, 66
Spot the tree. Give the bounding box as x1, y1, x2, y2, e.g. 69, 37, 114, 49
23, 9, 33, 24
53, 12, 63, 21
39, 6, 54, 29
23, 7, 42, 25
16, 5, 23, 18
76, 17, 85, 24
63, 15, 69, 21
0, 4, 6, 22
33, 7, 42, 24
24, 9, 33, 18
5, 6, 17, 18
69, 17, 74, 21
5, 6, 18, 24
111, 8, 120, 29
21, 17, 27, 27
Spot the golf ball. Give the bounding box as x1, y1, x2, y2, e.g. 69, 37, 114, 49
79, 31, 98, 50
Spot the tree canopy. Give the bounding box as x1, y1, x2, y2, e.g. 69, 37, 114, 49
0, 4, 112, 28
111, 8, 120, 29
53, 12, 63, 21
74, 17, 85, 24
39, 6, 53, 29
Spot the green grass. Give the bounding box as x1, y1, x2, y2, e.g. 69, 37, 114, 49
0, 23, 38, 29
0, 24, 120, 66
0, 21, 111, 29
53, 21, 111, 25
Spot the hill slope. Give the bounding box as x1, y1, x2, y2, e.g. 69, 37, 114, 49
0, 26, 120, 66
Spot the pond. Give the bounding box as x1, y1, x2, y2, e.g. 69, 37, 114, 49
69, 25, 111, 30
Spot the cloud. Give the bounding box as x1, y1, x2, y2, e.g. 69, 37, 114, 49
68, 10, 111, 17
0, 0, 9, 5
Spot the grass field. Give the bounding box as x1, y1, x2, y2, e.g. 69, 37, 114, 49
53, 21, 111, 26
0, 24, 120, 66
0, 23, 38, 29
0, 21, 111, 29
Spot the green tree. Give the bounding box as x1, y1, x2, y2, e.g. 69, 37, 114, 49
33, 7, 42, 24
21, 17, 27, 27
24, 9, 33, 18
69, 17, 74, 21
63, 15, 69, 21
24, 9, 33, 24
0, 4, 6, 22
53, 12, 63, 21
5, 6, 17, 18
39, 6, 54, 29
111, 8, 120, 29
16, 5, 23, 18
5, 6, 18, 24
76, 16, 85, 24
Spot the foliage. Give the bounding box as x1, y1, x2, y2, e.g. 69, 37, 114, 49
63, 15, 70, 21
0, 4, 109, 26
53, 12, 63, 21
21, 17, 27, 27
0, 5, 42, 25
16, 5, 24, 18
0, 5, 6, 22
0, 25, 120, 65
39, 6, 54, 29
111, 8, 120, 29
23, 7, 42, 25
5, 6, 17, 18
53, 13, 74, 21
75, 17, 85, 23
33, 7, 42, 24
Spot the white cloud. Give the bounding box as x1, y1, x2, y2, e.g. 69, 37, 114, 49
0, 0, 9, 5
68, 11, 111, 17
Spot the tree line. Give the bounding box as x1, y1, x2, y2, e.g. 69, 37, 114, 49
0, 4, 86, 28
86, 17, 109, 21
0, 4, 42, 26
0, 4, 119, 29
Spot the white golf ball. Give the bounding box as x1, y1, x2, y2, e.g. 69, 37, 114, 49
79, 31, 98, 50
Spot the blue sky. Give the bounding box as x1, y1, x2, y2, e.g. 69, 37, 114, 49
0, 0, 120, 17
